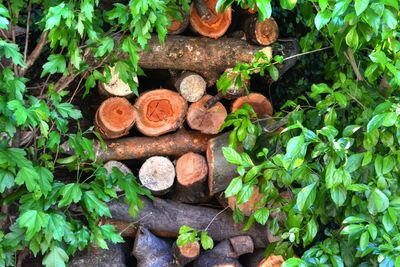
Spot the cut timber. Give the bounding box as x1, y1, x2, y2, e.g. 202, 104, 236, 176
89, 129, 213, 161
190, 0, 232, 39
69, 243, 127, 267
138, 35, 282, 86
108, 197, 269, 248
227, 185, 263, 216
168, 9, 190, 35
132, 226, 173, 267
134, 89, 187, 136
231, 93, 273, 117
170, 152, 210, 203
94, 97, 136, 139
98, 66, 137, 98
187, 95, 227, 134
193, 236, 254, 267
172, 241, 200, 266
244, 16, 279, 46
139, 156, 175, 195
173, 71, 206, 102
258, 255, 285, 267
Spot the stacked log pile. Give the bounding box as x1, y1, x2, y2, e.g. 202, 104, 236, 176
69, 1, 300, 266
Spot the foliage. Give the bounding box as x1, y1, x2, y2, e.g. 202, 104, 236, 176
177, 225, 214, 250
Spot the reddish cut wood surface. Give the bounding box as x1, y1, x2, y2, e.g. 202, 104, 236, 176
135, 89, 187, 136
176, 152, 208, 186
95, 97, 136, 139
180, 242, 200, 258
190, 0, 232, 39
258, 254, 284, 267
187, 94, 227, 134
231, 93, 273, 117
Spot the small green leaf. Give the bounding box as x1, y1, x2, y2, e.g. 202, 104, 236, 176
254, 207, 269, 225
359, 231, 369, 250
200, 231, 214, 250
345, 26, 359, 49
222, 147, 242, 165
225, 177, 243, 197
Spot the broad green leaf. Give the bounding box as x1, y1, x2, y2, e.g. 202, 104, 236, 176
42, 246, 69, 267
355, 0, 369, 15
254, 207, 269, 225
18, 210, 49, 240
15, 167, 38, 192
200, 231, 214, 250
237, 184, 254, 204
331, 185, 347, 206
345, 26, 359, 49
369, 51, 387, 64
368, 188, 389, 215
58, 183, 82, 207
48, 214, 65, 241
315, 9, 332, 30
296, 182, 317, 212
0, 170, 14, 193
222, 147, 242, 165
83, 191, 111, 217
225, 177, 242, 197
383, 9, 397, 29
359, 231, 369, 250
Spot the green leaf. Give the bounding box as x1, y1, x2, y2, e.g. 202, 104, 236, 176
383, 9, 397, 29
41, 54, 67, 77
256, 0, 272, 20
345, 26, 359, 49
15, 167, 38, 192
58, 183, 82, 207
369, 51, 387, 64
368, 188, 389, 215
222, 147, 242, 165
42, 246, 69, 267
280, 0, 297, 10
342, 125, 361, 137
18, 210, 49, 240
315, 9, 332, 30
200, 231, 214, 250
83, 191, 111, 217
0, 170, 14, 193
268, 65, 279, 81
7, 100, 28, 126
382, 156, 395, 174
225, 177, 242, 197
367, 224, 377, 240
355, 0, 369, 15
254, 207, 269, 225
48, 214, 65, 241
282, 258, 307, 267
0, 40, 24, 66
318, 125, 338, 141
35, 166, 53, 197
359, 231, 369, 250
296, 182, 317, 212
237, 184, 254, 204
331, 185, 347, 206
303, 217, 318, 246
382, 207, 397, 232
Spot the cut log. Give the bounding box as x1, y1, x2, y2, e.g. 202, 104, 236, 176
258, 255, 285, 267
170, 152, 210, 203
173, 71, 206, 102
108, 197, 269, 248
132, 226, 173, 267
231, 93, 273, 117
244, 16, 279, 46
172, 241, 200, 266
94, 97, 136, 139
138, 35, 282, 86
98, 66, 137, 98
134, 89, 187, 136
193, 236, 254, 267
187, 95, 227, 134
86, 129, 213, 161
168, 9, 190, 35
227, 185, 263, 216
138, 156, 175, 195
190, 0, 232, 39
69, 243, 127, 267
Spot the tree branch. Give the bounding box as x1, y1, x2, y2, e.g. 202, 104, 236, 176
19, 31, 48, 76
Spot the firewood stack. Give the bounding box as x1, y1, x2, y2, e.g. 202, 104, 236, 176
70, 1, 300, 266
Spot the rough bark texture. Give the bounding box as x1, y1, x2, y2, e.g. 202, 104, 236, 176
92, 129, 213, 161
172, 71, 206, 102
132, 226, 173, 267
172, 241, 200, 266
138, 35, 275, 86
138, 156, 175, 195
231, 93, 273, 117
108, 197, 269, 248
94, 97, 136, 139
187, 95, 228, 134
244, 16, 279, 46
69, 243, 127, 267
190, 0, 232, 39
134, 89, 188, 136
98, 67, 137, 98
193, 236, 254, 267
169, 152, 210, 203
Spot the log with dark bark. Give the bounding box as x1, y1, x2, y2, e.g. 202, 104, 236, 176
138, 35, 280, 86
231, 93, 273, 117
132, 226, 173, 267
190, 0, 232, 39
169, 152, 210, 203
227, 185, 263, 216
94, 97, 136, 139
138, 156, 175, 195
108, 197, 269, 248
98, 67, 137, 98
244, 15, 279, 46
193, 236, 254, 267
172, 241, 200, 266
168, 9, 190, 35
88, 129, 213, 161
172, 71, 206, 102
187, 95, 227, 134
69, 243, 127, 267
134, 89, 187, 136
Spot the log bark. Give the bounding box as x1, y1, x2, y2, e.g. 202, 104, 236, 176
98, 67, 137, 98
168, 9, 190, 35
169, 152, 210, 203
231, 93, 273, 117
87, 129, 213, 161
138, 156, 175, 195
94, 97, 136, 139
108, 197, 269, 248
138, 35, 276, 86
172, 71, 206, 102
132, 226, 173, 267
69, 243, 127, 267
244, 16, 279, 46
227, 185, 263, 216
190, 0, 232, 39
134, 89, 187, 136
187, 95, 227, 134
172, 241, 200, 266
193, 236, 254, 267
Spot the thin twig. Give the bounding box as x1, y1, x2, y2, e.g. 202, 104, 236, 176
23, 0, 31, 62
344, 48, 363, 81
204, 206, 229, 232
20, 31, 48, 76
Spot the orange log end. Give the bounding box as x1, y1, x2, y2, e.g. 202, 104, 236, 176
176, 152, 208, 186
231, 93, 273, 117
